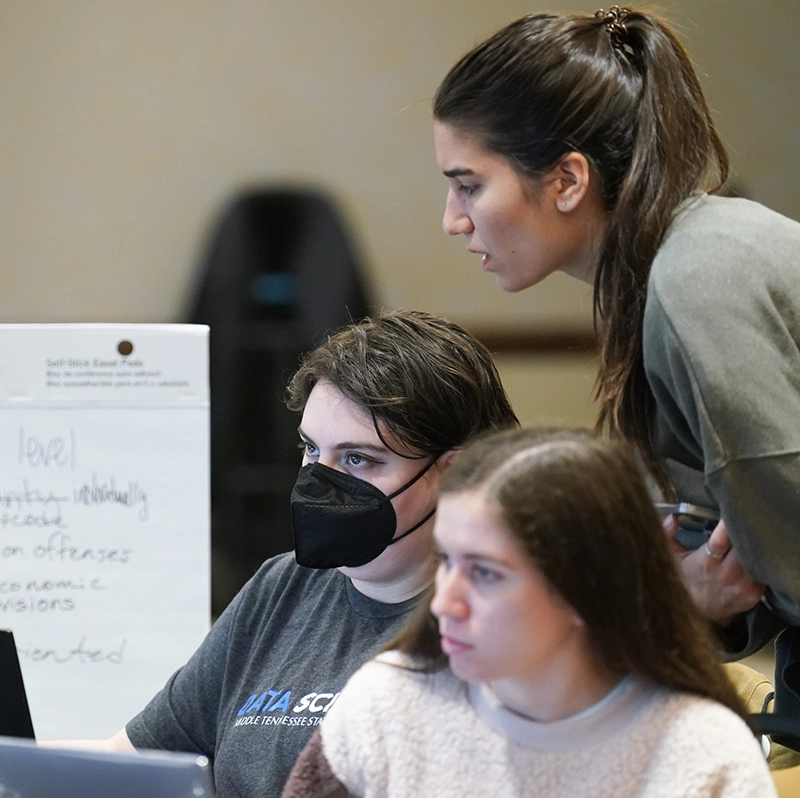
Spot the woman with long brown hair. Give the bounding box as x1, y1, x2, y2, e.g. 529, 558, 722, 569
431, 8, 800, 714
283, 428, 774, 797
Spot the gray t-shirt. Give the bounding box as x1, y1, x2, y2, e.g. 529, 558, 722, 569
126, 553, 424, 798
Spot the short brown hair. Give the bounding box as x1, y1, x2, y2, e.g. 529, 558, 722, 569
286, 309, 518, 456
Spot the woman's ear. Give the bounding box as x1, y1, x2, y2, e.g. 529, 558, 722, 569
437, 448, 461, 473
550, 151, 592, 212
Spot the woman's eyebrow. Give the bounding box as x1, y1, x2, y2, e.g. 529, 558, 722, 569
333, 441, 389, 454
461, 553, 513, 567
443, 167, 475, 178
434, 544, 514, 569
297, 427, 388, 455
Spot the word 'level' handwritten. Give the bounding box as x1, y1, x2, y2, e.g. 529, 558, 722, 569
18, 428, 76, 470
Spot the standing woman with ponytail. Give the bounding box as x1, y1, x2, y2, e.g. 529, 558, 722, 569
433, 8, 800, 710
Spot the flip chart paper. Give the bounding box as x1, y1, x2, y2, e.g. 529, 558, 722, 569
0, 324, 210, 739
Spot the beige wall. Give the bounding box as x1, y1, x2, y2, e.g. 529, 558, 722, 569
2, 1, 798, 423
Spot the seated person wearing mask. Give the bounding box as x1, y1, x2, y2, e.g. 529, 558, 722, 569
54, 309, 518, 798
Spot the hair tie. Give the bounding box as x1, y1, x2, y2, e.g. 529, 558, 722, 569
595, 6, 632, 53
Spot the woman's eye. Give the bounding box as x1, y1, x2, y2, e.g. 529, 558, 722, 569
345, 452, 367, 467
458, 184, 478, 196
471, 565, 500, 583
298, 440, 317, 456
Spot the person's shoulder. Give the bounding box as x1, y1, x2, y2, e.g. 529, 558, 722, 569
626, 691, 776, 796
653, 691, 764, 758
651, 194, 800, 293
333, 652, 455, 715
250, 551, 341, 589
666, 194, 800, 245
661, 690, 750, 728
225, 553, 344, 625
347, 651, 432, 690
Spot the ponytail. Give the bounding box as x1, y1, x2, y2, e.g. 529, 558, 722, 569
594, 13, 728, 484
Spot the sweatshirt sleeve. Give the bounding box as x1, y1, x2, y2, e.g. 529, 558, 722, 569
125, 580, 243, 755
645, 231, 800, 630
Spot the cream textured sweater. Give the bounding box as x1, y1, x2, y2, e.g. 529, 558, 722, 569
305, 652, 776, 798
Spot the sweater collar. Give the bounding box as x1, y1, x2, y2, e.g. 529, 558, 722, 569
469, 675, 658, 750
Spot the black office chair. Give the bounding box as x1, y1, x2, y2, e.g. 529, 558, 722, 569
185, 187, 372, 616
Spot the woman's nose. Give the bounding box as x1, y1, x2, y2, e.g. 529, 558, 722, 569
430, 565, 469, 620
442, 194, 474, 236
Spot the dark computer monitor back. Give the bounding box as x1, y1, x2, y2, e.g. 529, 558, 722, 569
0, 628, 35, 739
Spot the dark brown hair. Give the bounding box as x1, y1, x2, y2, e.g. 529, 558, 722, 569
392, 428, 751, 728
434, 12, 728, 486
286, 309, 519, 457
